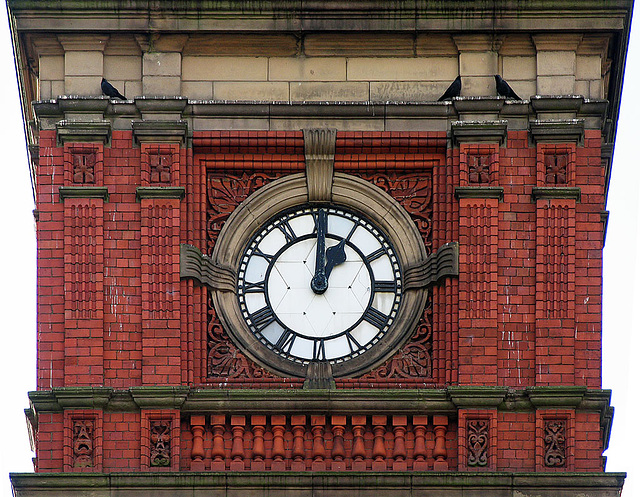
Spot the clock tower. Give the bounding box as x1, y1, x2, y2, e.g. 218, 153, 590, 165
7, 1, 632, 496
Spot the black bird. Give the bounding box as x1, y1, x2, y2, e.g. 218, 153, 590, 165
437, 76, 461, 101
101, 78, 126, 100
495, 74, 521, 100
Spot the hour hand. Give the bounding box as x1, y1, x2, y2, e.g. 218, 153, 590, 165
324, 238, 347, 278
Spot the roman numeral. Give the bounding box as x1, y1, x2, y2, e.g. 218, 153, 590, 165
277, 220, 296, 243
373, 280, 396, 293
244, 280, 266, 293
365, 247, 386, 263
250, 306, 276, 331
363, 307, 388, 329
253, 248, 273, 262
345, 332, 362, 353
275, 329, 296, 354
313, 339, 326, 361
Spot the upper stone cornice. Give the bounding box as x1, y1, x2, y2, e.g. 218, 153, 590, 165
7, 0, 633, 32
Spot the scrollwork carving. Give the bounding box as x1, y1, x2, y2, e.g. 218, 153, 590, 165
544, 420, 566, 467
467, 420, 489, 467
150, 421, 171, 467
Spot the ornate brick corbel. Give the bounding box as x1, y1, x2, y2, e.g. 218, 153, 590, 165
179, 243, 236, 292
304, 128, 337, 203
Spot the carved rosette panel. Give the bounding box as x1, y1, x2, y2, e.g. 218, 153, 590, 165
544, 153, 569, 185
72, 151, 96, 184
207, 295, 275, 379
358, 173, 433, 254
361, 297, 432, 379
207, 172, 279, 252
468, 154, 491, 184
150, 421, 171, 467
544, 420, 566, 467
73, 420, 94, 468
467, 420, 489, 467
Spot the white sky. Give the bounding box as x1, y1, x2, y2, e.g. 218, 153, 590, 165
0, 5, 637, 497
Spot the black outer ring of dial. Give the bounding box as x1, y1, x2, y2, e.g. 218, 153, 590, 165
237, 205, 402, 366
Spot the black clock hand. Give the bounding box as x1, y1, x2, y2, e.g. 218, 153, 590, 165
310, 209, 328, 294
324, 238, 347, 279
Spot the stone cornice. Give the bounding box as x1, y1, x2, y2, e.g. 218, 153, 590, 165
451, 119, 508, 145
8, 0, 633, 32
55, 119, 111, 145
531, 187, 581, 202
26, 386, 615, 416
455, 186, 504, 201
9, 471, 627, 495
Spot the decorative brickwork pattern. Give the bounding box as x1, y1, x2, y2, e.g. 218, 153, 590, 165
64, 143, 103, 186
141, 410, 180, 471
536, 410, 575, 471
63, 410, 103, 472
141, 143, 180, 186
458, 410, 497, 471
536, 144, 576, 187
459, 144, 499, 186
141, 199, 182, 385
63, 199, 104, 385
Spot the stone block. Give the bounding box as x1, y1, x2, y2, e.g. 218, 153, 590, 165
537, 51, 576, 76
125, 81, 142, 98
574, 80, 589, 98
460, 51, 498, 77
370, 81, 444, 101
65, 75, 102, 96
104, 55, 141, 80
590, 79, 603, 99
182, 56, 268, 81
576, 55, 602, 80
507, 80, 536, 100
142, 76, 181, 96
347, 57, 458, 82
65, 51, 103, 76
39, 55, 64, 81
143, 52, 181, 76
51, 80, 65, 98
461, 75, 494, 97
270, 117, 383, 132
537, 75, 575, 95
502, 56, 536, 80
214, 82, 289, 101
183, 81, 213, 99
290, 82, 369, 102
269, 57, 346, 82
39, 80, 51, 99
192, 117, 269, 131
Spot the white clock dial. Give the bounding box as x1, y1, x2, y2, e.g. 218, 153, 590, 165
237, 206, 402, 364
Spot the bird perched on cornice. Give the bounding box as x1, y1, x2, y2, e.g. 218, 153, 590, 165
495, 74, 521, 100
437, 75, 461, 101
101, 78, 126, 100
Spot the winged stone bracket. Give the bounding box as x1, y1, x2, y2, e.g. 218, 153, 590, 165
180, 244, 236, 292
404, 242, 459, 290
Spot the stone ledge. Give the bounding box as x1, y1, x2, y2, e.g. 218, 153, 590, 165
532, 187, 581, 201
55, 120, 111, 145
451, 120, 508, 145
135, 186, 185, 200
58, 186, 109, 201
132, 120, 188, 145
9, 471, 627, 497
529, 119, 585, 143
455, 186, 504, 201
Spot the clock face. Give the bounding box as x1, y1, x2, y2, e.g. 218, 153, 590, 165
237, 206, 402, 365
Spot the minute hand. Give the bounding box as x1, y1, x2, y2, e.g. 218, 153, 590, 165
310, 209, 328, 294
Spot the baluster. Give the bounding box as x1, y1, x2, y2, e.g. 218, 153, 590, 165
392, 415, 407, 470
412, 415, 428, 470
251, 415, 266, 471
230, 415, 245, 470
433, 414, 449, 470
351, 415, 367, 471
271, 415, 286, 471
311, 415, 326, 470
331, 415, 346, 470
291, 415, 306, 471
210, 414, 226, 471
190, 415, 206, 471
371, 415, 388, 470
